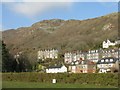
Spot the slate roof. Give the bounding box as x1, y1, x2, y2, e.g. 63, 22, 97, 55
101, 49, 118, 53
115, 38, 120, 41
47, 65, 63, 69
69, 60, 96, 66
97, 57, 118, 64
80, 60, 96, 65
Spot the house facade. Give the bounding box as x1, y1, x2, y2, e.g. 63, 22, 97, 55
115, 39, 120, 45
38, 48, 58, 60
64, 48, 120, 64
97, 57, 119, 73
64, 51, 85, 64
101, 49, 119, 58
68, 60, 96, 73
86, 50, 99, 63
64, 52, 73, 63
46, 65, 67, 73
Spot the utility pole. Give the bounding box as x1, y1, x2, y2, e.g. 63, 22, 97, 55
14, 53, 20, 72
14, 54, 20, 64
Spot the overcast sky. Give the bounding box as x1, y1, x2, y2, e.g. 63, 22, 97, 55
1, 1, 119, 30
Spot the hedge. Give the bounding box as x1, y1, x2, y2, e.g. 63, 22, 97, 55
2, 73, 119, 87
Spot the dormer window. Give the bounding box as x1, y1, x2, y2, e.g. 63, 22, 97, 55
101, 60, 104, 62
105, 59, 109, 62
110, 59, 113, 62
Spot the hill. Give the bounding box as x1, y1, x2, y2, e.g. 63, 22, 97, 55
2, 12, 119, 63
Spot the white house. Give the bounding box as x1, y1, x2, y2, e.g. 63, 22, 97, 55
102, 39, 116, 48
115, 39, 120, 45
71, 65, 76, 73
64, 51, 85, 64
101, 49, 119, 58
46, 65, 67, 73
38, 48, 58, 60
86, 50, 99, 63
64, 52, 73, 63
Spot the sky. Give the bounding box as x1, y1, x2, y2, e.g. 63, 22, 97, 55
1, 1, 119, 31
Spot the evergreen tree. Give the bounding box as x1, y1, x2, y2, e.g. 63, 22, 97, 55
2, 41, 32, 72
2, 41, 15, 72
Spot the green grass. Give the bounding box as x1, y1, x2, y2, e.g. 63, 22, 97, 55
2, 81, 117, 88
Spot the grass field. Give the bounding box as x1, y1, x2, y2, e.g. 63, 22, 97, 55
2, 81, 117, 88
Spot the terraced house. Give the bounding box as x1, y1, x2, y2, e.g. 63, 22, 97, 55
101, 49, 119, 58
97, 57, 119, 73
64, 48, 120, 64
68, 60, 96, 73
64, 51, 85, 63
86, 50, 100, 63
38, 48, 58, 60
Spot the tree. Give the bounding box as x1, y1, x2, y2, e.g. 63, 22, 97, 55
38, 59, 44, 64
95, 68, 100, 73
109, 45, 115, 49
14, 54, 32, 72
2, 41, 15, 72
2, 41, 32, 72
115, 44, 120, 48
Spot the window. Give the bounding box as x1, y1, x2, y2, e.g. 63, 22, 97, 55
82, 66, 86, 68
72, 66, 76, 69
109, 64, 113, 67
100, 69, 102, 72
101, 60, 104, 62
105, 65, 108, 67
107, 69, 110, 71
109, 64, 111, 67
96, 56, 98, 58
105, 59, 109, 62
81, 61, 85, 64
110, 59, 113, 62
38, 57, 41, 59
100, 64, 103, 67
84, 70, 87, 73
